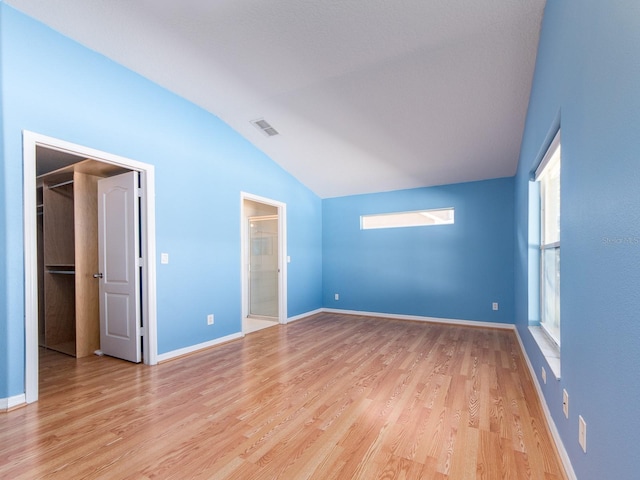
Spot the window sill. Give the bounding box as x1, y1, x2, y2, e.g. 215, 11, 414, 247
529, 326, 561, 380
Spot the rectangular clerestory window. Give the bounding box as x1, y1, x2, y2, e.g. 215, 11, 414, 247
361, 208, 454, 230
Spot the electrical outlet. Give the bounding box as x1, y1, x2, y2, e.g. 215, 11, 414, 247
161, 253, 169, 264
563, 389, 569, 418
207, 314, 214, 325
335, 293, 339, 301
541, 366, 547, 384
578, 415, 587, 452
492, 302, 499, 311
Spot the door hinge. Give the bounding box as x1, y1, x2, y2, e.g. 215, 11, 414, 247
137, 187, 143, 198
138, 257, 144, 267
139, 326, 146, 336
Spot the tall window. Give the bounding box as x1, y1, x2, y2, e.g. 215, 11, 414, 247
535, 131, 561, 345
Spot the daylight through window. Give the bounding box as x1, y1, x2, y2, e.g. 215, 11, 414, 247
536, 131, 561, 346
361, 208, 454, 230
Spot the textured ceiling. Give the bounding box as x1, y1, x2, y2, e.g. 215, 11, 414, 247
7, 0, 547, 198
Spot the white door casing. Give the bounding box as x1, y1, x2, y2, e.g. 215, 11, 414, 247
23, 131, 158, 403
98, 172, 141, 363
240, 192, 287, 328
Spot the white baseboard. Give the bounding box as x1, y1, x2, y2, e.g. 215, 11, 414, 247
287, 308, 323, 323
513, 328, 576, 480
157, 332, 244, 363
321, 308, 515, 330
0, 393, 26, 411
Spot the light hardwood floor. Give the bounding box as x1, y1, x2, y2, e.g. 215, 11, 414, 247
1, 313, 567, 479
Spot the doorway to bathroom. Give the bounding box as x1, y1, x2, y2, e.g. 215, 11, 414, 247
240, 193, 287, 334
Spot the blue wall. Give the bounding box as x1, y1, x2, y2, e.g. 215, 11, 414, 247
5, 3, 639, 476
323, 178, 515, 323
515, 1, 640, 478
0, 4, 322, 398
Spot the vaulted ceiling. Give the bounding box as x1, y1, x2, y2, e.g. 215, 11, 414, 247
7, 0, 546, 198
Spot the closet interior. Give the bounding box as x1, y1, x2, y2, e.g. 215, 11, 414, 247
37, 158, 128, 357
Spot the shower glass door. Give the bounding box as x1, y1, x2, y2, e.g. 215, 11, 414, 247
249, 216, 278, 318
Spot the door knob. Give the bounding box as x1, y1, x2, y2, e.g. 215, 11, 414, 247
93, 273, 103, 279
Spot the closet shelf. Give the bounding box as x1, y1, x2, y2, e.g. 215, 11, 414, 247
47, 179, 74, 190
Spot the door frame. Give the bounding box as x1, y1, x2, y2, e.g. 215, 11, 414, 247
240, 192, 287, 326
23, 131, 158, 404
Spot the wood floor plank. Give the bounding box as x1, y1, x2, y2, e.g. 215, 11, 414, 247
0, 313, 567, 479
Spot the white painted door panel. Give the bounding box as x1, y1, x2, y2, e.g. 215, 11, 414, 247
98, 171, 141, 363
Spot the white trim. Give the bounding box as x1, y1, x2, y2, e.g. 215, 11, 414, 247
139, 168, 159, 365
287, 308, 323, 323
322, 308, 515, 330
156, 332, 244, 363
0, 394, 26, 411
528, 326, 561, 379
23, 133, 38, 404
534, 129, 561, 180
514, 328, 576, 480
22, 131, 158, 404
240, 192, 288, 328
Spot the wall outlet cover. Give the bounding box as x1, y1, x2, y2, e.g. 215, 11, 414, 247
579, 415, 587, 452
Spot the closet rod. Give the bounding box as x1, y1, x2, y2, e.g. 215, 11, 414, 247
47, 179, 74, 190
47, 270, 76, 275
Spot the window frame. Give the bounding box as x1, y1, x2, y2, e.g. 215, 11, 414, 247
535, 130, 561, 347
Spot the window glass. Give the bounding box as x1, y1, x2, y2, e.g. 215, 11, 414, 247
537, 132, 561, 345
361, 208, 454, 230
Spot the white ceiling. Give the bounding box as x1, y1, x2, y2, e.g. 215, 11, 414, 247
7, 0, 546, 198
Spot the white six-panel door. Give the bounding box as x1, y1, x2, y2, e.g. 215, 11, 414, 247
97, 171, 141, 363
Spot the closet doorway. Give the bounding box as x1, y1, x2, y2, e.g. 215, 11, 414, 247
23, 131, 158, 404
240, 193, 287, 334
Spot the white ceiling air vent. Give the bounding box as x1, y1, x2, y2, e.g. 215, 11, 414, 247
250, 118, 279, 137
